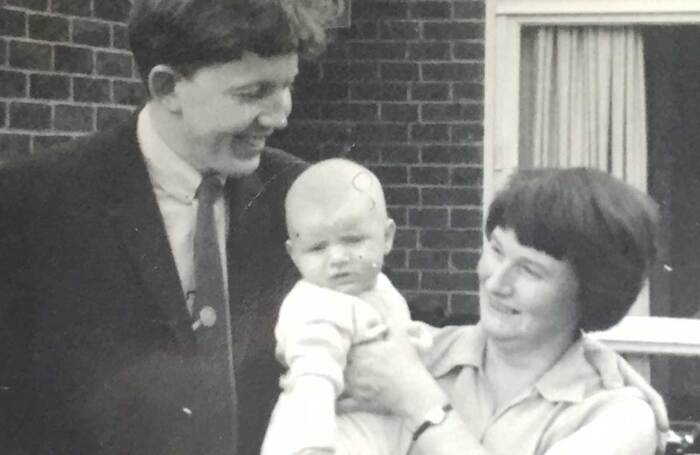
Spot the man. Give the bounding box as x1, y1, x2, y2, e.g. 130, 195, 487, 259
0, 1, 333, 453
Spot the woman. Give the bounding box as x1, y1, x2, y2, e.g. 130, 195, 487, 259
340, 168, 660, 455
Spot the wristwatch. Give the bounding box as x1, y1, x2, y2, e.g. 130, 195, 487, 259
411, 403, 453, 441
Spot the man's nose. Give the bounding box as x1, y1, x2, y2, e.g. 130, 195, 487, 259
257, 87, 291, 130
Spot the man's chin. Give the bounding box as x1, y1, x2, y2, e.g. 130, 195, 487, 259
218, 154, 262, 177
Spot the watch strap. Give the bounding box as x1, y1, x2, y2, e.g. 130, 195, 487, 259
412, 403, 453, 442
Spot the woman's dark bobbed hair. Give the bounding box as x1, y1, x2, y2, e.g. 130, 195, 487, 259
485, 168, 659, 332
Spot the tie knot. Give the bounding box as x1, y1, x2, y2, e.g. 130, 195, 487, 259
196, 174, 224, 204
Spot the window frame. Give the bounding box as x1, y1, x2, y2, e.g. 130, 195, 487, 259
483, 0, 700, 358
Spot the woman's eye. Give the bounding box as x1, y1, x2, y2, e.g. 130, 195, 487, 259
519, 264, 542, 279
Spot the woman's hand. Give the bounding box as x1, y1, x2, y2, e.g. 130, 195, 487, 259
337, 330, 446, 422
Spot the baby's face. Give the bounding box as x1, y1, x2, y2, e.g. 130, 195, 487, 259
286, 200, 395, 295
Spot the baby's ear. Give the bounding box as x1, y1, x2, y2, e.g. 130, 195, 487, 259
384, 218, 396, 253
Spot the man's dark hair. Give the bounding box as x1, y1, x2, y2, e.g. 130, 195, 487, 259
486, 167, 659, 331
128, 0, 334, 83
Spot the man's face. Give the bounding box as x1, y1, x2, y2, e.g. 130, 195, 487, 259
169, 51, 298, 176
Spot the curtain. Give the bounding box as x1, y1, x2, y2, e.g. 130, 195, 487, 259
519, 26, 648, 191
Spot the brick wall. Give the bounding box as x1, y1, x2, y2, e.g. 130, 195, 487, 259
0, 0, 485, 325
0, 0, 143, 158
272, 1, 485, 325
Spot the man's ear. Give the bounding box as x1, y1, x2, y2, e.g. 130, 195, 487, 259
383, 218, 396, 254
148, 64, 180, 112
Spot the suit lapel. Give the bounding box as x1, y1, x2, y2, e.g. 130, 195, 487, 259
101, 115, 195, 351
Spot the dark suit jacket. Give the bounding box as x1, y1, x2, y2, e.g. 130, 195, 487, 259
0, 114, 305, 454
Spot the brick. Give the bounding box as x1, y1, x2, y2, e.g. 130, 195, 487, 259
9, 41, 51, 70
392, 228, 417, 248
423, 22, 484, 40
96, 51, 132, 77
323, 62, 379, 81
52, 0, 91, 16
321, 41, 346, 60
390, 270, 420, 291
410, 165, 449, 185
276, 121, 351, 144
380, 103, 417, 122
344, 20, 379, 40
422, 102, 482, 121
55, 45, 94, 74
451, 250, 481, 269
382, 145, 419, 164
113, 80, 146, 105
10, 102, 51, 130
453, 82, 483, 100
451, 123, 483, 142
409, 208, 448, 228
451, 166, 482, 186
379, 21, 420, 40
30, 74, 70, 99
73, 76, 111, 102
410, 124, 449, 142
0, 70, 27, 97
347, 42, 406, 60
453, 41, 485, 60
72, 19, 110, 47
380, 62, 418, 81
387, 206, 407, 226
5, 0, 48, 10
409, 250, 449, 269
409, 2, 451, 19
320, 103, 378, 121
97, 106, 133, 130
54, 104, 94, 131
353, 3, 409, 20
385, 186, 419, 205
290, 103, 320, 120
422, 145, 480, 165
454, 2, 485, 20
422, 187, 481, 206
423, 62, 483, 81
351, 83, 407, 101
0, 133, 31, 160
0, 38, 6, 65
447, 294, 480, 323
294, 82, 347, 101
298, 60, 321, 81
385, 249, 407, 269
421, 229, 481, 249
409, 42, 450, 60
112, 24, 130, 50
0, 101, 5, 127
406, 292, 448, 326
368, 165, 407, 184
329, 143, 381, 163
2, 9, 26, 37
411, 83, 450, 101
33, 134, 74, 155
352, 123, 407, 142
29, 14, 69, 41
94, 0, 130, 22
422, 271, 478, 291
451, 208, 482, 229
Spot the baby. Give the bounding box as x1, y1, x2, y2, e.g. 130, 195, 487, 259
261, 158, 430, 455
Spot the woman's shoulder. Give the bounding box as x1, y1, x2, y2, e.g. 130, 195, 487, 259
420, 324, 485, 377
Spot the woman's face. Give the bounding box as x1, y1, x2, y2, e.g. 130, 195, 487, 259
477, 227, 580, 349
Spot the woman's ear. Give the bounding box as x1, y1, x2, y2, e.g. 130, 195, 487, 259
148, 64, 180, 112
384, 218, 396, 254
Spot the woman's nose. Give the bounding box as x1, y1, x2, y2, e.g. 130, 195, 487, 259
483, 261, 514, 296
257, 87, 291, 130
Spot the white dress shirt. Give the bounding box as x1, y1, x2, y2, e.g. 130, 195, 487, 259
136, 104, 229, 315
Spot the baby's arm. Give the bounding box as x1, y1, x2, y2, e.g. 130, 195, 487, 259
262, 281, 383, 455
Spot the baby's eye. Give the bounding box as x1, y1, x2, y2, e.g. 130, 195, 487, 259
343, 235, 365, 244
307, 244, 325, 253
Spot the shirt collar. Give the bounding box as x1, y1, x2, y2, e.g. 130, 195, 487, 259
137, 103, 203, 204
426, 325, 598, 404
